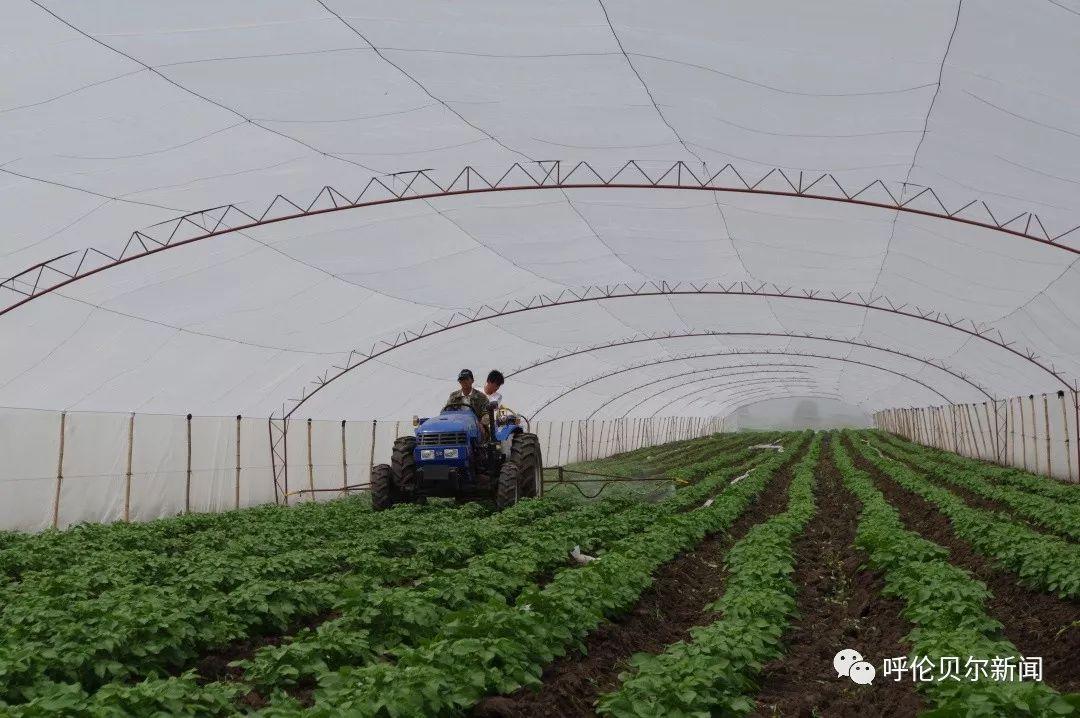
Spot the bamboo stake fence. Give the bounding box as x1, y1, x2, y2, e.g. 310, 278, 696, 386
873, 389, 1080, 483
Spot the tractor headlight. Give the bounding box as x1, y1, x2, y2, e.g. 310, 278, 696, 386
419, 449, 435, 460
443, 448, 459, 459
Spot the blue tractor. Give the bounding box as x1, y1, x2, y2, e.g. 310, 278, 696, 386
370, 398, 542, 510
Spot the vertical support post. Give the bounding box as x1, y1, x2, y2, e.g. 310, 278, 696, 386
949, 404, 959, 453
1075, 387, 1080, 484
306, 418, 315, 502
185, 413, 193, 514
1060, 391, 1074, 483
972, 403, 989, 459
123, 412, 134, 522
1042, 394, 1052, 479
556, 420, 565, 466
367, 419, 377, 481
544, 422, 553, 467
52, 411, 66, 530
268, 418, 279, 505
282, 417, 290, 507
1021, 395, 1032, 472
1006, 397, 1015, 464
1028, 395, 1039, 475
340, 419, 348, 497
235, 415, 242, 509
987, 402, 1000, 465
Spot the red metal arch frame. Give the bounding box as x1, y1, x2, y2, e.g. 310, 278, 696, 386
4, 159, 1078, 316
533, 350, 965, 421
279, 285, 1033, 418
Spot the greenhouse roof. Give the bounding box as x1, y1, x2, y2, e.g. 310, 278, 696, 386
2, 1, 1079, 419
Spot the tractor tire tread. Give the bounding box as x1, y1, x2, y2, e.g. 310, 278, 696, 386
371, 464, 395, 511
510, 433, 543, 498
496, 461, 521, 511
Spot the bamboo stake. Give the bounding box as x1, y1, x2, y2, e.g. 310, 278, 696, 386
367, 420, 377, 480
1060, 391, 1074, 483
556, 420, 565, 466
340, 419, 348, 498
986, 402, 998, 465
1042, 394, 1053, 479
965, 404, 982, 459
236, 415, 242, 509
123, 412, 134, 522
185, 413, 192, 514
52, 411, 66, 529
1006, 395, 1015, 468
1021, 395, 1030, 472
306, 418, 315, 502
971, 404, 982, 457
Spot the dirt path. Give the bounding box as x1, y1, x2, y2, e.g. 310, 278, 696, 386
472, 447, 807, 718
751, 437, 922, 717
844, 436, 1080, 693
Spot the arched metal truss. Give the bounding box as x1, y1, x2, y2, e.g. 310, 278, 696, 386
650, 379, 823, 417
525, 350, 967, 420
580, 364, 819, 419
278, 285, 1037, 418
706, 391, 847, 417
597, 371, 817, 419
511, 333, 995, 400
3, 159, 1078, 316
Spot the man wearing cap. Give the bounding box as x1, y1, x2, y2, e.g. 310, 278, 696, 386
446, 369, 493, 428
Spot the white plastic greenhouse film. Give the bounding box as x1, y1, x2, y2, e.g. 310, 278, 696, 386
0, 408, 61, 532
129, 412, 188, 522
57, 411, 128, 529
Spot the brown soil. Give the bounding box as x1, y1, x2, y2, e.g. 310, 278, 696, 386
751, 437, 922, 718
844, 436, 1080, 693
193, 610, 340, 684
472, 445, 807, 718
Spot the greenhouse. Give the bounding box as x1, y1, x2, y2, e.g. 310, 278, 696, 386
0, 2, 1077, 716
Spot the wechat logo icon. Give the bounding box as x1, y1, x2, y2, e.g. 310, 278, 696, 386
834, 649, 875, 685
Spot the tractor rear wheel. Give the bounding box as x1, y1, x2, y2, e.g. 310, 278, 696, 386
495, 460, 521, 511
510, 432, 543, 498
371, 464, 395, 511
391, 436, 417, 497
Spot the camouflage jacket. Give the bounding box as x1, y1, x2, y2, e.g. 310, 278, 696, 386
445, 389, 492, 423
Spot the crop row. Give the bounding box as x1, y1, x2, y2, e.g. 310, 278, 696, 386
1, 432, 782, 715
236, 434, 781, 703
832, 437, 1075, 716
869, 434, 1080, 541
272, 432, 810, 717
847, 434, 1080, 599
0, 494, 586, 704
1, 431, 759, 701
235, 479, 715, 693
595, 433, 822, 717
876, 431, 1080, 507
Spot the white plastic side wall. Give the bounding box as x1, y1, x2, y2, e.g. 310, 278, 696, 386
873, 390, 1079, 483
0, 409, 722, 531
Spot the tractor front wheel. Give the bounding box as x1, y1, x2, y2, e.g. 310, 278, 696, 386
391, 435, 418, 498
495, 460, 521, 511
371, 464, 395, 511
